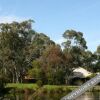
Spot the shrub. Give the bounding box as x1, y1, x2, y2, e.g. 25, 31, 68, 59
37, 80, 43, 87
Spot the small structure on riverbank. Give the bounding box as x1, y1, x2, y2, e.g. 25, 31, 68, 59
70, 67, 92, 85
73, 67, 92, 78
23, 76, 37, 83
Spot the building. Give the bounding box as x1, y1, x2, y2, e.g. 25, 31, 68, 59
70, 67, 92, 85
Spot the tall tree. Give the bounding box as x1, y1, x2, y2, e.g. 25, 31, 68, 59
0, 20, 35, 83
93, 45, 100, 72
62, 30, 87, 83
31, 33, 55, 60
40, 44, 65, 84
28, 44, 66, 85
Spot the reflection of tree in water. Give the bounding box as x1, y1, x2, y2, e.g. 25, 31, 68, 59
76, 92, 100, 100
92, 92, 100, 100
1, 90, 100, 100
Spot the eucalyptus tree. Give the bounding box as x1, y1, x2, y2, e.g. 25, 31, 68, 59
62, 30, 87, 67
27, 44, 66, 85
40, 44, 65, 84
0, 20, 35, 83
62, 30, 87, 83
82, 50, 97, 72
93, 45, 100, 72
31, 33, 55, 60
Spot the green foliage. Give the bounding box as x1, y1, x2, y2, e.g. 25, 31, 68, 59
0, 20, 99, 85
0, 78, 5, 90
27, 60, 46, 84
28, 60, 41, 77
73, 80, 84, 86
62, 30, 87, 50
6, 83, 38, 90
92, 45, 100, 72
0, 20, 35, 83
62, 30, 90, 83
36, 80, 43, 87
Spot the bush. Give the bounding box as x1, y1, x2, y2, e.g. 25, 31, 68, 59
36, 80, 43, 87
74, 80, 84, 85
0, 77, 6, 92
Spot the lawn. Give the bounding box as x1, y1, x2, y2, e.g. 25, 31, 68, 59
6, 83, 76, 91
6, 83, 38, 90
6, 83, 100, 92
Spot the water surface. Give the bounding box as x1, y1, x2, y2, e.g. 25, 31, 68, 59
1, 90, 100, 100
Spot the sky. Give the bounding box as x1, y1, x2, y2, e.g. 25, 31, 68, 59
0, 0, 100, 52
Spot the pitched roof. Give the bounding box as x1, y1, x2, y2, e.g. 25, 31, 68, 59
73, 67, 92, 78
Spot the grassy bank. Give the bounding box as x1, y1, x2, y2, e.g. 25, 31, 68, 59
6, 83, 100, 92
6, 83, 38, 90
6, 83, 78, 91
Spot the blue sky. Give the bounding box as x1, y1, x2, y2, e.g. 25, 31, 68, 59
0, 0, 100, 52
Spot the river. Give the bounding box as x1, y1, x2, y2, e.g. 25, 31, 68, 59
1, 91, 100, 100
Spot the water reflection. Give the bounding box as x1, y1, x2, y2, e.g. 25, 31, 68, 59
76, 92, 100, 100
1, 90, 100, 100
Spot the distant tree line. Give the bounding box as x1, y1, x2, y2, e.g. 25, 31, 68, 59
0, 20, 99, 86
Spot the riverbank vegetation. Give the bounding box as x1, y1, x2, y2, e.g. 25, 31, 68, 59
6, 83, 100, 92
0, 20, 99, 92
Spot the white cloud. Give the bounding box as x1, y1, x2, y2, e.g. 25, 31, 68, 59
0, 15, 29, 23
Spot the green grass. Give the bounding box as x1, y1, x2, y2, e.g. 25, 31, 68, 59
6, 83, 76, 92
43, 85, 78, 92
6, 83, 38, 90
6, 83, 100, 92
43, 85, 67, 90
43, 85, 100, 92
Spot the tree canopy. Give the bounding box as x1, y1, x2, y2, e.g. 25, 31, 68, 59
0, 20, 99, 85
